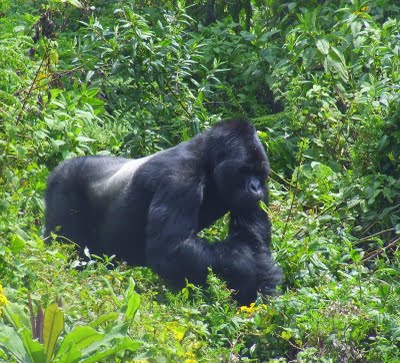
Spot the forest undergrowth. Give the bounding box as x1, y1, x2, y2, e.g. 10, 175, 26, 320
1, 0, 400, 361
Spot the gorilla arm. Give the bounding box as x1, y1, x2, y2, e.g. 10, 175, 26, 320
230, 206, 283, 296
145, 180, 259, 303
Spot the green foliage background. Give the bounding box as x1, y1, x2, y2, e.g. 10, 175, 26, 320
1, 0, 400, 361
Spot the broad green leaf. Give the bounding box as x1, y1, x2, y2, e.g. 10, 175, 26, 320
50, 139, 66, 152
316, 38, 329, 55
81, 323, 129, 357
80, 338, 142, 363
56, 326, 103, 363
351, 21, 362, 38
99, 276, 121, 306
328, 47, 348, 82
124, 278, 141, 319
3, 302, 31, 331
0, 325, 45, 363
3, 303, 45, 362
330, 46, 346, 66
326, 53, 348, 82
54, 344, 81, 363
0, 323, 31, 363
259, 29, 280, 42
302, 47, 318, 69
125, 291, 140, 320
43, 304, 64, 363
260, 48, 275, 64
240, 31, 256, 42
310, 254, 328, 270
88, 312, 119, 329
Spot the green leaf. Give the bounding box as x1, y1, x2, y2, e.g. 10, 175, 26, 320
316, 39, 329, 55
4, 328, 45, 362
43, 304, 64, 363
350, 249, 363, 263
88, 312, 119, 329
124, 278, 141, 320
81, 323, 129, 357
80, 338, 142, 363
241, 31, 256, 42
3, 303, 46, 362
3, 302, 31, 331
302, 47, 318, 69
377, 283, 390, 298
259, 29, 280, 42
55, 326, 104, 363
0, 323, 31, 363
76, 136, 95, 143
50, 139, 66, 152
65, 0, 82, 8
258, 200, 268, 213
330, 46, 346, 66
54, 344, 81, 363
326, 54, 348, 82
9, 234, 26, 254
281, 330, 292, 340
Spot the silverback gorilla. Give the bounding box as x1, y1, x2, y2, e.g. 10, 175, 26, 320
45, 120, 282, 304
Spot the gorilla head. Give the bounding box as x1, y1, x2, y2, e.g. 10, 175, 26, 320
209, 120, 269, 212
45, 119, 281, 304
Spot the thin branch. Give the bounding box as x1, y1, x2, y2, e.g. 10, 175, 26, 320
165, 79, 192, 118
15, 47, 49, 125
282, 142, 305, 241
362, 236, 400, 262
354, 228, 396, 244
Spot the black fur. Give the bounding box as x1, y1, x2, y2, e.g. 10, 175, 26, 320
45, 120, 282, 304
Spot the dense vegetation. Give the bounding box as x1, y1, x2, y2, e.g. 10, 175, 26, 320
1, 0, 400, 361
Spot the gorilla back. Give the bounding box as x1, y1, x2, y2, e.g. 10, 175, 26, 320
45, 155, 153, 265
45, 120, 282, 304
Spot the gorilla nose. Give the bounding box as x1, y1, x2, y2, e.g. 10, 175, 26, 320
249, 179, 263, 198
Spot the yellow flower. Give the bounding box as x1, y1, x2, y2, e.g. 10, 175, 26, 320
0, 284, 8, 316
166, 321, 187, 341
239, 302, 258, 314
185, 351, 197, 362
0, 295, 7, 305
354, 6, 369, 17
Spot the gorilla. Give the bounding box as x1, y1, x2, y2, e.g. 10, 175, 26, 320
45, 119, 282, 304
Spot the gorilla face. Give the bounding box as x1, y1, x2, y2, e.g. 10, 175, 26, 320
213, 132, 269, 212
213, 160, 266, 211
